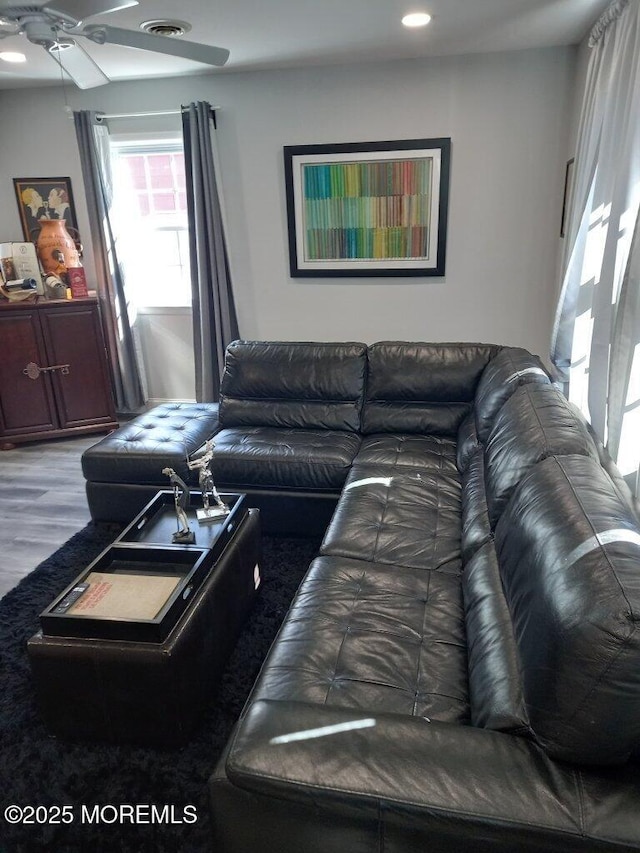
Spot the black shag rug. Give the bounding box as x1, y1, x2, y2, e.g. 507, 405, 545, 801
0, 523, 319, 853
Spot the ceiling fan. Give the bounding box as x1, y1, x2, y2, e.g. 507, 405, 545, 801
0, 0, 230, 88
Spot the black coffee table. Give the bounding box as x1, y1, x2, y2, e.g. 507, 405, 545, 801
27, 493, 261, 747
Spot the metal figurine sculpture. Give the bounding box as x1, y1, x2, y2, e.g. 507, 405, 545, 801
162, 467, 195, 543
187, 440, 230, 523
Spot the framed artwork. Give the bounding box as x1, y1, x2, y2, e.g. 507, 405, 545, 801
13, 176, 79, 242
283, 138, 451, 277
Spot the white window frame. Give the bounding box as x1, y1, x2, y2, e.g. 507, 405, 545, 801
110, 132, 191, 308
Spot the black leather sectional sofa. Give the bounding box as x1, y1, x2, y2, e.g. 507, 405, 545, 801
82, 341, 640, 852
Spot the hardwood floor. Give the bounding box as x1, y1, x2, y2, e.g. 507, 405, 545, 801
0, 433, 100, 600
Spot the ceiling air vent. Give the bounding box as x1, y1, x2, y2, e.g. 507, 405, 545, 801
139, 20, 192, 37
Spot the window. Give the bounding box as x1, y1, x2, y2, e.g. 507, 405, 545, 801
111, 137, 191, 307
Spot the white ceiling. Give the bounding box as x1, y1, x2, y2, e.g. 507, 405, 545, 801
0, 0, 611, 90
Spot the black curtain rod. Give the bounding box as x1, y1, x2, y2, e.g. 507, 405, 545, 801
97, 107, 219, 121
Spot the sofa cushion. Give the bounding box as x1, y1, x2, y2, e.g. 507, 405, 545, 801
249, 554, 469, 722
219, 341, 367, 432
211, 427, 360, 491
321, 463, 462, 574
362, 342, 498, 436
474, 347, 551, 442
354, 433, 458, 473
495, 454, 640, 765
484, 383, 598, 528
462, 541, 529, 733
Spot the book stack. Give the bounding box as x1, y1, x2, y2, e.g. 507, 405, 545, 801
3, 278, 38, 293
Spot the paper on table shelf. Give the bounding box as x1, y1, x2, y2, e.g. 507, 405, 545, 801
68, 571, 182, 620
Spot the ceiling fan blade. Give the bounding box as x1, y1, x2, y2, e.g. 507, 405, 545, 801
82, 24, 230, 67
46, 39, 110, 88
43, 0, 138, 25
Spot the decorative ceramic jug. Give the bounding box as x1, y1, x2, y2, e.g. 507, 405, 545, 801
33, 218, 81, 276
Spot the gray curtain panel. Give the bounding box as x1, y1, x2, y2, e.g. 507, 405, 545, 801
181, 101, 239, 402
73, 110, 145, 414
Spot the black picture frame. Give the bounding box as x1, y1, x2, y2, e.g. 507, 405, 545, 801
13, 176, 80, 243
283, 138, 451, 278
560, 158, 575, 238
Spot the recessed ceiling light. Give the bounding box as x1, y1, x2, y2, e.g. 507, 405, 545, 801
0, 51, 27, 63
402, 12, 432, 28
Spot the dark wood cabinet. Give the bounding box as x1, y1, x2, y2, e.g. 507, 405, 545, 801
0, 297, 118, 449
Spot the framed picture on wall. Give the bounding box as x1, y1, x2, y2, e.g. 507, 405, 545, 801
560, 157, 575, 238
283, 138, 451, 277
13, 176, 80, 242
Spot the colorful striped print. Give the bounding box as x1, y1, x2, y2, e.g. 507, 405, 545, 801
303, 159, 432, 200
306, 226, 430, 261
302, 158, 433, 260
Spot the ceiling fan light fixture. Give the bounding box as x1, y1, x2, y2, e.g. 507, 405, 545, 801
48, 37, 76, 52
1, 4, 229, 84
402, 12, 432, 28
139, 19, 191, 38
0, 50, 27, 62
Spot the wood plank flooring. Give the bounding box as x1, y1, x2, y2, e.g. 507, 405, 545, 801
0, 434, 99, 600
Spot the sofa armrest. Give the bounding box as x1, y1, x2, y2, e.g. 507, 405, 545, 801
225, 700, 640, 850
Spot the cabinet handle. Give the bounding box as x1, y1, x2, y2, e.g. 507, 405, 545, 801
23, 362, 70, 380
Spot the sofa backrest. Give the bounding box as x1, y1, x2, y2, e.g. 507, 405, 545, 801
495, 454, 640, 766
483, 383, 599, 528
473, 347, 551, 442
362, 342, 499, 436
461, 355, 640, 764
219, 340, 368, 432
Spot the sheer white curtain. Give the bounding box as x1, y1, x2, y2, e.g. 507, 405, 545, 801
74, 111, 147, 413
551, 0, 640, 496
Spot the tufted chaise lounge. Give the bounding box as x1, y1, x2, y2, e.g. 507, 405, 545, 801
82, 401, 221, 524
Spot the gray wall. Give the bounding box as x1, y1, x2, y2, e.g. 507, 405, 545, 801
135, 307, 196, 403
0, 46, 576, 392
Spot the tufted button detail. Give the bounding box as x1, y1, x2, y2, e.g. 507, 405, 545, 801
252, 555, 469, 722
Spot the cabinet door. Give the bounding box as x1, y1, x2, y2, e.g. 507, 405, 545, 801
39, 303, 117, 430
0, 310, 58, 436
